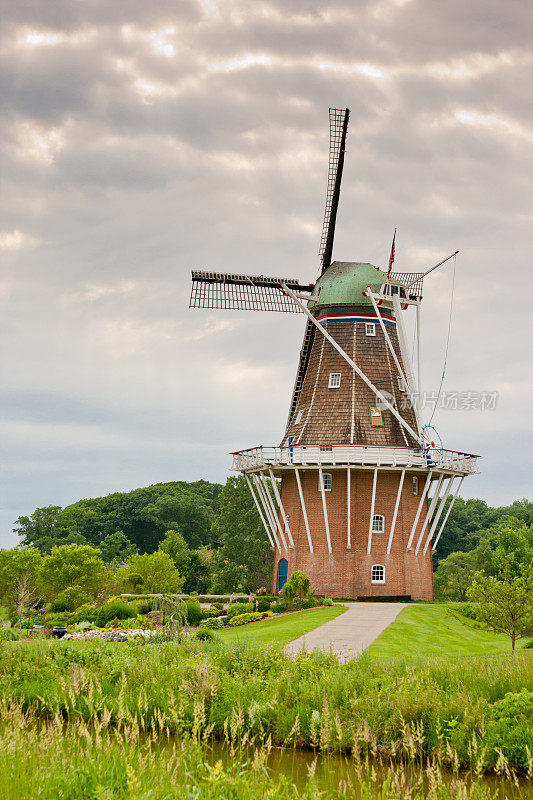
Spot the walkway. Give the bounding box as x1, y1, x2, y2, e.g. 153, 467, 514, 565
285, 602, 407, 660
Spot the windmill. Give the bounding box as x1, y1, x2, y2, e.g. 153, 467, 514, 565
190, 108, 480, 600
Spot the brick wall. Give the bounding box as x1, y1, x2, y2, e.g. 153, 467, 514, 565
271, 467, 434, 600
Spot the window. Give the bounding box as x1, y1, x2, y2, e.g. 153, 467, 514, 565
413, 476, 418, 496
397, 375, 407, 392
371, 564, 385, 584
328, 372, 341, 388
369, 406, 383, 426
365, 322, 376, 337
320, 445, 332, 451
295, 409, 304, 424
319, 472, 332, 492
316, 286, 322, 299
372, 514, 384, 533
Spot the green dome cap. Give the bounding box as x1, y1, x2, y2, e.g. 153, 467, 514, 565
308, 261, 402, 310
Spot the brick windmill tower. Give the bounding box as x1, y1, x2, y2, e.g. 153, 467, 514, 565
190, 108, 479, 600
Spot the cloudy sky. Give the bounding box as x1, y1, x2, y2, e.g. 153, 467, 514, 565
2, 0, 532, 548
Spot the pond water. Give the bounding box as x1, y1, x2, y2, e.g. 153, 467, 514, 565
207, 741, 530, 799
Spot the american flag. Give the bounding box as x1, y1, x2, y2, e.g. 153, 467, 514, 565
387, 229, 396, 276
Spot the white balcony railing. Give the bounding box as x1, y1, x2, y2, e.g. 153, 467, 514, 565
231, 445, 480, 475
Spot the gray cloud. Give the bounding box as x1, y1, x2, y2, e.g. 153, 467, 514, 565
1, 0, 532, 547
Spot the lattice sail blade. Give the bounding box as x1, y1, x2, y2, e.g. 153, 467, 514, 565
190, 270, 313, 312
389, 272, 424, 298
319, 107, 350, 273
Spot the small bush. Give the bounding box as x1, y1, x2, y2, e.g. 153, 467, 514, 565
299, 598, 316, 610
73, 603, 98, 622
200, 617, 223, 630
271, 601, 287, 614
136, 598, 154, 615
50, 586, 90, 613
0, 629, 19, 642
322, 598, 333, 606
195, 627, 216, 641
185, 600, 203, 626
227, 603, 252, 619
523, 639, 533, 649
95, 600, 136, 628
228, 612, 263, 627
256, 598, 271, 613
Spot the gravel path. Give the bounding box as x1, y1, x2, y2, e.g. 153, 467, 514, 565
285, 602, 407, 660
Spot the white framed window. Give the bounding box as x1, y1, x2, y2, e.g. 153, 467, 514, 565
319, 472, 332, 492
371, 514, 384, 533
413, 476, 418, 496
371, 564, 385, 584
365, 322, 376, 337
328, 372, 341, 388
397, 376, 407, 392
320, 445, 332, 452
295, 409, 304, 424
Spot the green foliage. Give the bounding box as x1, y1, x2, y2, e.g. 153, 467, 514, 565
185, 600, 203, 626
98, 531, 138, 563
322, 598, 333, 606
271, 600, 287, 614
212, 476, 273, 591
122, 551, 183, 594
40, 544, 105, 600
158, 530, 211, 593
226, 602, 253, 619
256, 598, 271, 613
283, 571, 311, 606
94, 600, 136, 627
199, 616, 224, 629
228, 611, 263, 627
194, 627, 216, 641
0, 629, 19, 641
49, 585, 90, 613
0, 547, 42, 611
467, 559, 533, 652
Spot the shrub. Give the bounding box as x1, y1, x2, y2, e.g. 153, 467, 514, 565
299, 598, 316, 610
271, 601, 287, 614
256, 598, 271, 613
0, 629, 19, 641
73, 603, 98, 622
228, 612, 263, 627
135, 598, 154, 615
322, 598, 333, 606
199, 617, 223, 630
227, 603, 252, 619
185, 600, 203, 626
524, 639, 533, 649
95, 600, 136, 628
50, 586, 91, 613
195, 627, 216, 641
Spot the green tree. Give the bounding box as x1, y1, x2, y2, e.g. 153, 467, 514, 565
14, 506, 64, 551
122, 551, 183, 594
467, 558, 533, 654
212, 476, 274, 592
39, 544, 106, 601
159, 530, 211, 593
0, 547, 43, 612
98, 531, 138, 563
283, 570, 311, 608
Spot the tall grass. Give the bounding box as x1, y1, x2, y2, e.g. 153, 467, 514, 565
0, 639, 532, 777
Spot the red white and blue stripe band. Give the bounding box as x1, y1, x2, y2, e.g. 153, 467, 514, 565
315, 310, 397, 327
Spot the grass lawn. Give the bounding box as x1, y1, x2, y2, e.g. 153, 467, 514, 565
367, 602, 532, 658
217, 604, 347, 647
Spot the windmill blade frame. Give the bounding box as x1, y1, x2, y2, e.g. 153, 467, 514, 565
189, 270, 313, 313
319, 108, 350, 274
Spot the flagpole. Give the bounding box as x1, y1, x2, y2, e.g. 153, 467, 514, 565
387, 228, 396, 277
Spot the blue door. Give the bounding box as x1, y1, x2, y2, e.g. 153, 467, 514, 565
287, 436, 294, 464
277, 558, 288, 591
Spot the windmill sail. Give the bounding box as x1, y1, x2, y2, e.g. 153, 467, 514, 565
319, 108, 350, 274
189, 270, 313, 313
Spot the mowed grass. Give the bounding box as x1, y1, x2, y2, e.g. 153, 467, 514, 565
367, 603, 532, 658
217, 604, 347, 646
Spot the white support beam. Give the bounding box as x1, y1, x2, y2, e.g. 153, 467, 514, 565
259, 472, 288, 552
245, 474, 274, 548
318, 466, 332, 554
392, 294, 422, 427
367, 468, 378, 554
367, 288, 409, 393
282, 283, 422, 444
294, 468, 313, 554
415, 474, 444, 555
406, 471, 432, 550
346, 467, 351, 550
423, 476, 455, 555
416, 301, 421, 404
268, 467, 294, 548
387, 469, 405, 554
253, 474, 280, 551
432, 477, 464, 552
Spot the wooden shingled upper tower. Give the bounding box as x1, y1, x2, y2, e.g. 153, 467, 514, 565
190, 108, 480, 600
